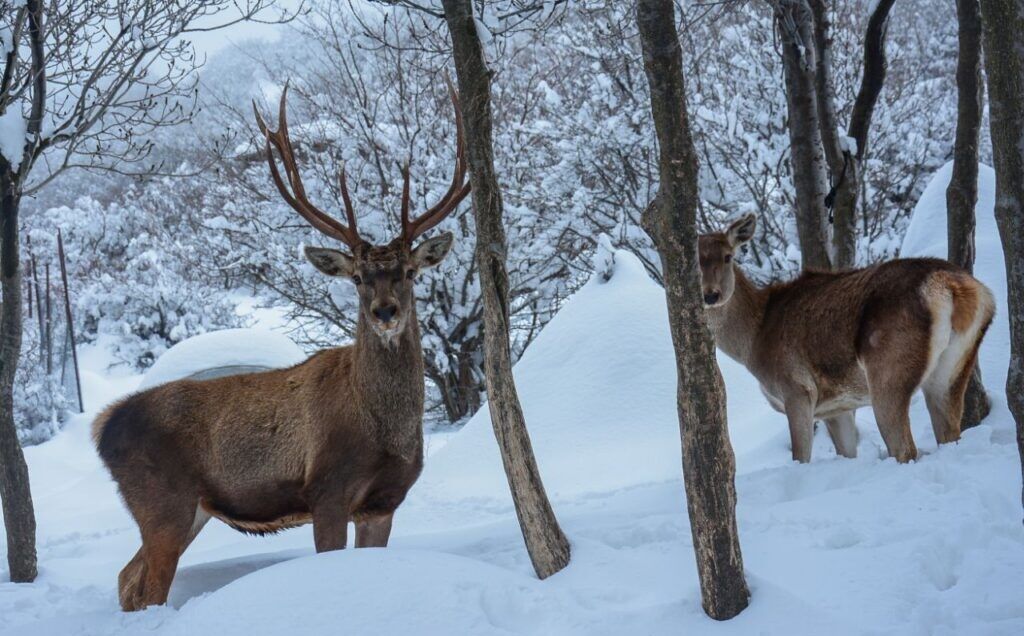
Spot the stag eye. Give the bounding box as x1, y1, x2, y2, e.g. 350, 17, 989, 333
352, 275, 363, 285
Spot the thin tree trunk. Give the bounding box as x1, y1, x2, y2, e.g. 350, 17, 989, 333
0, 168, 37, 583
636, 0, 750, 620
978, 0, 1024, 517
948, 0, 990, 429
776, 1, 833, 271
809, 0, 859, 270
441, 0, 571, 579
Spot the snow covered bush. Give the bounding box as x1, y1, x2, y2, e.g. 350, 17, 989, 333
33, 180, 242, 371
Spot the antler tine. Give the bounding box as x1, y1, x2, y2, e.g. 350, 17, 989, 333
338, 163, 358, 236
253, 84, 364, 249
399, 162, 412, 238
402, 73, 472, 244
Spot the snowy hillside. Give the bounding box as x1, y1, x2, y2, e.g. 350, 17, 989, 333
2, 164, 1022, 635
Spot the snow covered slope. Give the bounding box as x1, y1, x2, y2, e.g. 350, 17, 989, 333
1, 164, 1022, 635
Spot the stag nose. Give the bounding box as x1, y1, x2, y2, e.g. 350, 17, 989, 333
703, 291, 721, 305
373, 304, 398, 323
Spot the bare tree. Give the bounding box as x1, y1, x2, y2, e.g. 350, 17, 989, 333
772, 0, 897, 271
977, 0, 1024, 515
635, 0, 750, 620
439, 0, 571, 579
0, 0, 291, 583
947, 0, 991, 429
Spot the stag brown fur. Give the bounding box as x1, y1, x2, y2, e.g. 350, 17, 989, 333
93, 84, 471, 611
699, 214, 995, 464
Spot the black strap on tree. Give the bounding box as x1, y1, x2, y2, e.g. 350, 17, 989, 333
824, 151, 850, 224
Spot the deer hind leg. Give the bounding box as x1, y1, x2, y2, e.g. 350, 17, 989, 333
864, 366, 919, 463
824, 411, 859, 458
923, 336, 983, 445
119, 496, 201, 611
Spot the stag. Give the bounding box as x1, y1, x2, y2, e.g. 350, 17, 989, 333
93, 83, 470, 611
700, 214, 995, 464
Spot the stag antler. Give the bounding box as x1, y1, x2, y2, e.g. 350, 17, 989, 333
253, 84, 365, 249
400, 75, 472, 244
254, 77, 470, 249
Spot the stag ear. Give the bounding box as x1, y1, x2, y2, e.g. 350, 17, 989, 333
304, 246, 357, 277
412, 232, 454, 269
726, 213, 757, 247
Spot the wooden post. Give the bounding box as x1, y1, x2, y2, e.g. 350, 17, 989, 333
56, 229, 83, 413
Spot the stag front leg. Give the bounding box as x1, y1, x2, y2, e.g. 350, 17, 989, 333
783, 388, 816, 463
312, 497, 350, 553
355, 513, 394, 548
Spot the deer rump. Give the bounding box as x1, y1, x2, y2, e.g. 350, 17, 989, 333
93, 349, 423, 538
749, 258, 994, 419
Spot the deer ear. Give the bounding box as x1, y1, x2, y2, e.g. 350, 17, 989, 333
726, 213, 757, 247
412, 232, 454, 269
304, 246, 356, 277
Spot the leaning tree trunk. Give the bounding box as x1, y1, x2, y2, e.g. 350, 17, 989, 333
775, 1, 832, 271
948, 0, 991, 429
441, 0, 571, 579
978, 0, 1024, 516
0, 167, 37, 583
636, 0, 750, 620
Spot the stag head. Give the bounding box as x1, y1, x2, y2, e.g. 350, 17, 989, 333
253, 81, 471, 342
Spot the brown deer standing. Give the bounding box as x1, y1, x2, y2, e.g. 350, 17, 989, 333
92, 84, 470, 611
699, 214, 994, 464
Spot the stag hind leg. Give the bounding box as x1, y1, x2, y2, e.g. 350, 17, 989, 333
118, 496, 205, 611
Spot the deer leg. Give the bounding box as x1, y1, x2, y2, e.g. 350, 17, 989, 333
355, 513, 394, 548
923, 340, 981, 445
783, 390, 816, 463
312, 499, 350, 553
824, 411, 859, 458
120, 498, 198, 611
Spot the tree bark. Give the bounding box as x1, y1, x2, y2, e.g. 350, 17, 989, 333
978, 0, 1024, 517
948, 0, 991, 429
441, 0, 571, 579
636, 0, 750, 620
776, 1, 833, 271
0, 168, 37, 583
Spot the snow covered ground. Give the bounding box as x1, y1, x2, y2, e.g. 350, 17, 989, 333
2, 163, 1022, 635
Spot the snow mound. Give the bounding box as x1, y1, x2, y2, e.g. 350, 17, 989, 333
138, 328, 306, 390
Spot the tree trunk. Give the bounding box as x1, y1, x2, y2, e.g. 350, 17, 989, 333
636, 0, 750, 620
948, 0, 991, 429
776, 1, 833, 271
978, 0, 1024, 517
809, 0, 859, 270
441, 0, 571, 579
427, 342, 482, 424
0, 168, 37, 583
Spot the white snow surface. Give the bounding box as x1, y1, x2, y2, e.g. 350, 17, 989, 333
138, 328, 306, 390
2, 163, 1023, 634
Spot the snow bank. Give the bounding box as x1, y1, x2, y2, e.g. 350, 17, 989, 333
138, 328, 306, 390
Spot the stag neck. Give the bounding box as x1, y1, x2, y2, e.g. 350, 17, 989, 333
705, 266, 768, 366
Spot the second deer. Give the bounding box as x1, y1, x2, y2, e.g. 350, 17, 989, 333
699, 214, 995, 464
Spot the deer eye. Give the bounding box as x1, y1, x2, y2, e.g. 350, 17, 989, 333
406, 269, 416, 280
352, 275, 363, 285
724, 254, 732, 263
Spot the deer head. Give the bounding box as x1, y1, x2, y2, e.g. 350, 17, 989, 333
698, 213, 756, 307
253, 81, 471, 343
